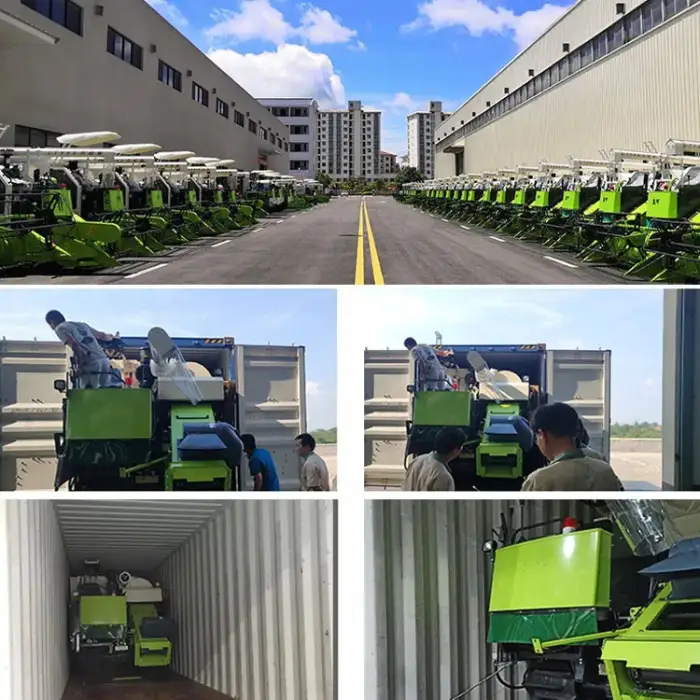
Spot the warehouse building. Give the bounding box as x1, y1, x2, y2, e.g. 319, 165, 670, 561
0, 0, 289, 172
407, 100, 451, 178
260, 97, 319, 179
317, 100, 382, 181
435, 0, 700, 177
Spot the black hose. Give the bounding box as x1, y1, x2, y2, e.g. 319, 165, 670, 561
495, 667, 525, 691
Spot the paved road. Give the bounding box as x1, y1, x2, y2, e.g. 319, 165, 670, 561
4, 196, 631, 285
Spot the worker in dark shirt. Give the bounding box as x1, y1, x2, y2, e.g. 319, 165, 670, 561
135, 345, 155, 389
240, 434, 280, 491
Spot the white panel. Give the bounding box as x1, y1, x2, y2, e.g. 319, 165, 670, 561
437, 8, 700, 174
547, 349, 612, 459
662, 290, 679, 488
364, 350, 412, 488
158, 500, 335, 700
439, 0, 665, 144
0, 500, 69, 700
237, 345, 306, 490
365, 500, 592, 700
0, 341, 65, 490
53, 500, 224, 573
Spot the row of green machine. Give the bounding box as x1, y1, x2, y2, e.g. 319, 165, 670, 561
0, 130, 328, 273
482, 500, 700, 700
53, 327, 246, 491
406, 345, 549, 491
396, 138, 700, 283
70, 560, 174, 682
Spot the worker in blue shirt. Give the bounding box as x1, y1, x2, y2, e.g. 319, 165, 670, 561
240, 434, 281, 491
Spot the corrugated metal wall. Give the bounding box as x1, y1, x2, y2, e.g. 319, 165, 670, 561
365, 499, 592, 700
0, 499, 69, 700
440, 0, 648, 135
236, 345, 307, 490
159, 500, 335, 700
0, 341, 66, 491
437, 8, 700, 174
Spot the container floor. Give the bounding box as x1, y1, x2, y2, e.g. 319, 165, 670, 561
61, 671, 232, 699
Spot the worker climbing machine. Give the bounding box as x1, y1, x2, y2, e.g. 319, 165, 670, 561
396, 137, 700, 283
0, 129, 329, 275
53, 327, 246, 491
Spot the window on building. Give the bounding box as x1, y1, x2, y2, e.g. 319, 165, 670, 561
158, 60, 182, 92
192, 82, 209, 107
290, 143, 309, 152
641, 3, 654, 31
260, 127, 268, 140
650, 0, 664, 24
290, 125, 309, 135
290, 160, 310, 170
284, 142, 289, 152
569, 48, 581, 72
663, 0, 678, 18
216, 98, 229, 119
290, 107, 309, 117
624, 8, 643, 41
277, 137, 282, 147
607, 23, 624, 52
271, 107, 289, 117
21, 0, 83, 35
248, 120, 257, 135
107, 27, 143, 69
14, 124, 62, 147
234, 110, 245, 127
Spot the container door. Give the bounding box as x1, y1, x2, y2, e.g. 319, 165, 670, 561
0, 341, 67, 491
236, 345, 306, 490
364, 350, 412, 489
546, 349, 612, 459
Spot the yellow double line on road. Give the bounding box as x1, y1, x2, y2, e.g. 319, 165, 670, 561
354, 197, 384, 285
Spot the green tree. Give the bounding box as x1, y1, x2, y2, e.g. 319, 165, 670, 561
316, 171, 332, 187
394, 166, 424, 184
314, 428, 337, 444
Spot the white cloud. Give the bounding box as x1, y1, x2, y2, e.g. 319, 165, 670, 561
208, 44, 346, 107
206, 0, 359, 47
404, 0, 570, 50
145, 0, 189, 28
306, 380, 323, 396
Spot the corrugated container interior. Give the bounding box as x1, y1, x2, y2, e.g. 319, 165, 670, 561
0, 340, 307, 491
0, 499, 335, 700
365, 499, 700, 700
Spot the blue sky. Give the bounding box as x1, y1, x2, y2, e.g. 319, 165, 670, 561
358, 287, 663, 424
145, 0, 571, 154
0, 288, 337, 430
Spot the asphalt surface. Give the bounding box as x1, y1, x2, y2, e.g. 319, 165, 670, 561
3, 196, 631, 285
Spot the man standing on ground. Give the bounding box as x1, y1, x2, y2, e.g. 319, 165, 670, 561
402, 427, 465, 491
296, 433, 331, 491
522, 403, 623, 491
240, 434, 280, 491
45, 310, 116, 389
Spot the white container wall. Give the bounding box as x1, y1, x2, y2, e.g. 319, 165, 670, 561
365, 499, 592, 700
0, 500, 69, 700
160, 500, 335, 700
0, 499, 335, 700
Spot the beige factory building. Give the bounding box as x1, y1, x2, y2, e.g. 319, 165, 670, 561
0, 0, 289, 172
435, 0, 700, 177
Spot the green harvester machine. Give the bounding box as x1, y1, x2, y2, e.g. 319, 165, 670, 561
395, 136, 700, 282
482, 500, 700, 700
53, 327, 244, 491
405, 345, 546, 491
70, 560, 174, 683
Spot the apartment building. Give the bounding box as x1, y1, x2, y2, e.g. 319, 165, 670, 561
377, 151, 398, 180
407, 101, 451, 178
0, 0, 289, 172
260, 98, 318, 179
316, 100, 382, 181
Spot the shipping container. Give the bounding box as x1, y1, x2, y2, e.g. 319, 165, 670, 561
0, 499, 336, 700
0, 338, 307, 491
364, 499, 700, 700
364, 345, 612, 487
